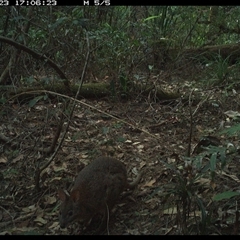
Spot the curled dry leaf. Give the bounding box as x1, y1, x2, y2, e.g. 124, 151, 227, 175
22, 204, 37, 213
49, 177, 62, 183
52, 165, 67, 172
139, 161, 146, 169
11, 227, 38, 234
131, 167, 138, 175
133, 142, 141, 145
34, 216, 47, 225
44, 196, 57, 206
49, 221, 59, 229
144, 197, 159, 209
117, 153, 124, 158
137, 144, 144, 152
0, 156, 7, 164
224, 110, 240, 118
221, 171, 240, 183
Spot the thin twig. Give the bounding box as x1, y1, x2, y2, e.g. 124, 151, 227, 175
192, 91, 212, 116
187, 89, 194, 157
34, 29, 90, 190
105, 202, 110, 235
12, 89, 158, 140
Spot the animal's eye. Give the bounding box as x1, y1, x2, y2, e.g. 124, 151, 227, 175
68, 210, 73, 217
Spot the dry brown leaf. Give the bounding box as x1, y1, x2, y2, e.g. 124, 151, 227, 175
117, 153, 124, 158
137, 145, 144, 152
49, 221, 59, 229
163, 207, 177, 215
52, 165, 66, 172
0, 156, 7, 164
195, 178, 210, 185
131, 167, 139, 175
75, 113, 85, 119
49, 177, 62, 183
167, 157, 176, 164
144, 198, 159, 209
34, 216, 47, 225
221, 171, 240, 183
163, 207, 201, 217
26, 184, 35, 189
127, 196, 137, 202
224, 110, 240, 118
65, 154, 76, 160
139, 161, 146, 169
137, 189, 149, 197
18, 219, 30, 228
142, 179, 156, 188
11, 227, 37, 233
22, 204, 36, 213
44, 196, 57, 206
210, 181, 216, 190
12, 154, 24, 163
118, 203, 127, 207
80, 154, 89, 159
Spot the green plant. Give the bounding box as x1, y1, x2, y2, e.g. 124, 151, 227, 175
160, 142, 231, 234
220, 123, 240, 136
201, 53, 232, 86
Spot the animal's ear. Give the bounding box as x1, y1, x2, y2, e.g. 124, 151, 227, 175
70, 189, 80, 202
58, 189, 68, 202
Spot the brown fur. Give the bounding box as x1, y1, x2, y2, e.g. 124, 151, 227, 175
58, 156, 141, 231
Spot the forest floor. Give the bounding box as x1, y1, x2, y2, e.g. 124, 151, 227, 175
1, 61, 240, 235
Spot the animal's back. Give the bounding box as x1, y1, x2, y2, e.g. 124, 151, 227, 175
73, 157, 127, 211
58, 156, 140, 230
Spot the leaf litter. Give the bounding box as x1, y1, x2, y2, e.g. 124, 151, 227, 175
1, 70, 240, 234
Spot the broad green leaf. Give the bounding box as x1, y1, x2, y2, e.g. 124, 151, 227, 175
102, 127, 109, 135
116, 136, 126, 142
209, 153, 217, 172
196, 197, 206, 221
213, 191, 240, 201
28, 96, 44, 108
